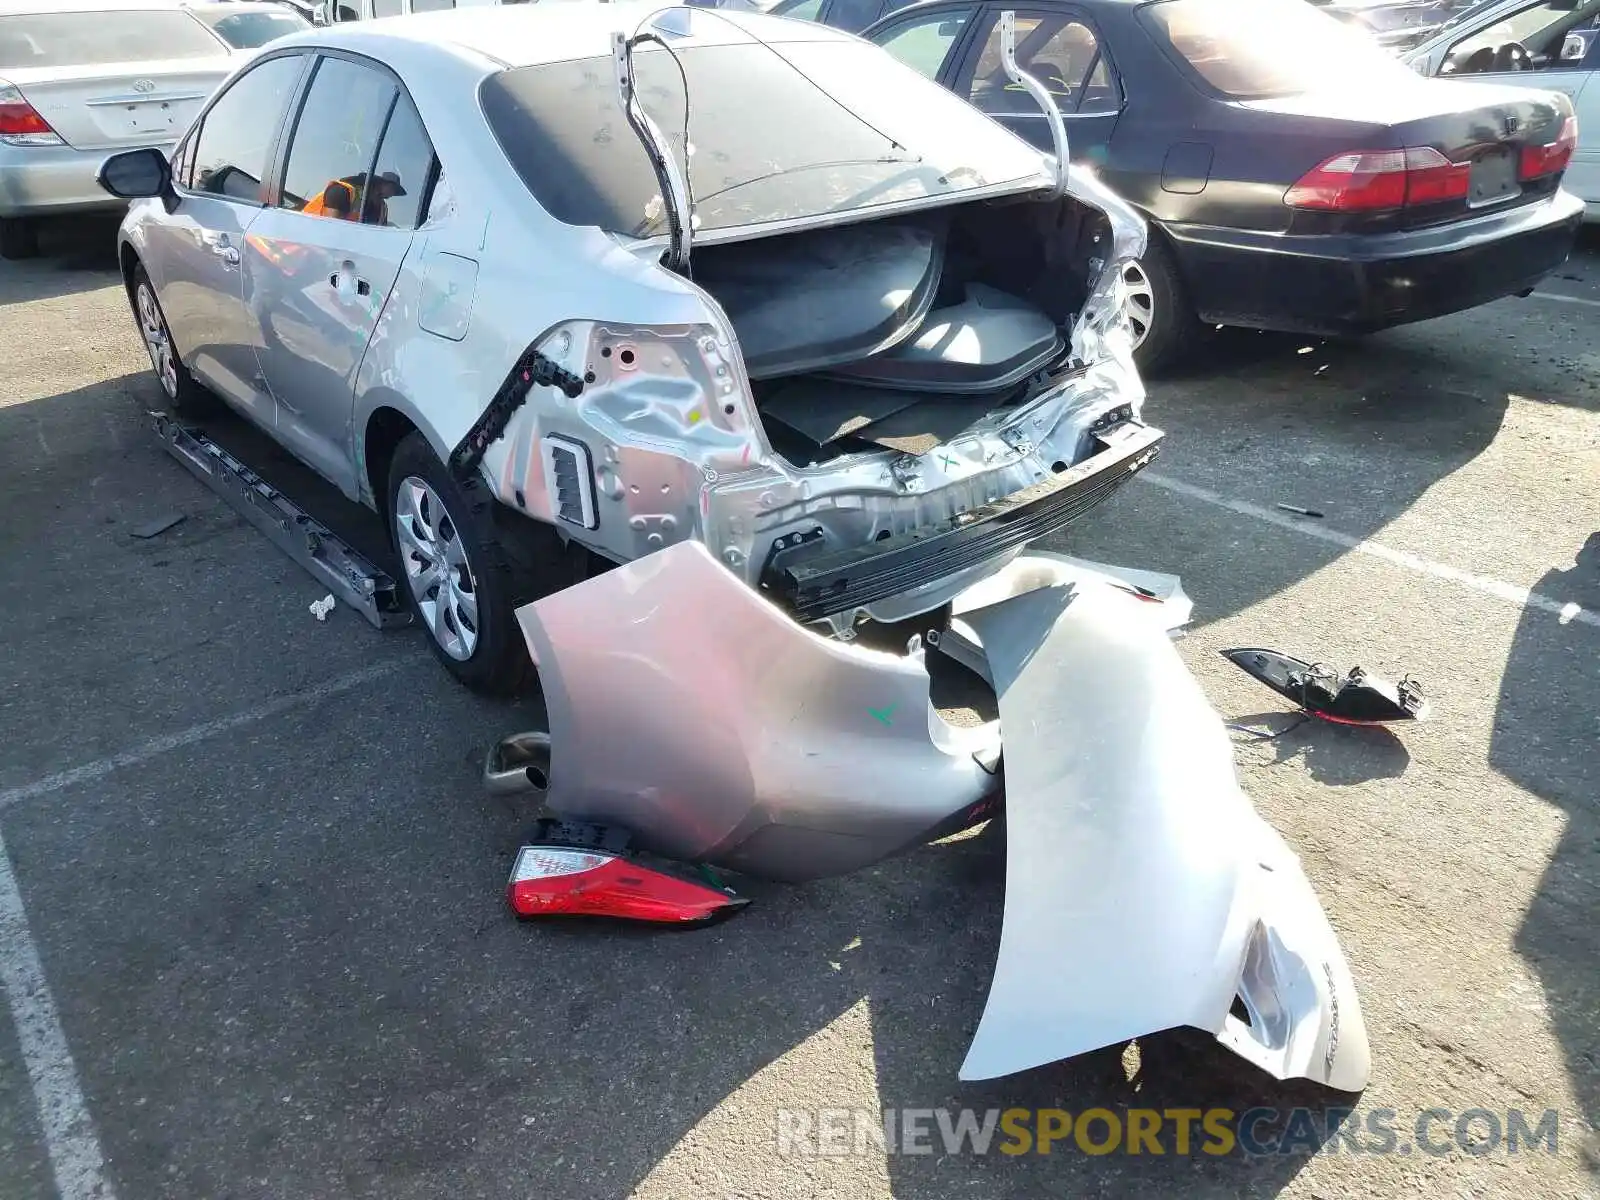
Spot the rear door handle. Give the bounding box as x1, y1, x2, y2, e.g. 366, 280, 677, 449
329, 261, 371, 296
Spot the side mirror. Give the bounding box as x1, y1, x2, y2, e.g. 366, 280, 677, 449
97, 147, 172, 201
1562, 31, 1586, 60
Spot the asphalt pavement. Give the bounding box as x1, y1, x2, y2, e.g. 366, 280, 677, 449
0, 215, 1596, 1200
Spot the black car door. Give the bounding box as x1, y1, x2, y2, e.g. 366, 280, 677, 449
947, 4, 1124, 163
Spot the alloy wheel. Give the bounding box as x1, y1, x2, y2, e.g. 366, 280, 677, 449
1120, 260, 1155, 351
394, 475, 481, 661
135, 282, 180, 399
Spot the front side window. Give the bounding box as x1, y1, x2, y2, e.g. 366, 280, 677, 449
1139, 0, 1413, 98
279, 56, 396, 220
967, 14, 1119, 115
371, 0, 404, 14
190, 54, 306, 203
410, 0, 455, 11
0, 10, 227, 69
871, 7, 973, 78
1442, 0, 1600, 72
479, 34, 1049, 241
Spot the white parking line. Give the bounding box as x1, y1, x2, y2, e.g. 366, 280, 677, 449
1142, 473, 1600, 631
0, 831, 116, 1200
1530, 291, 1600, 310
0, 660, 404, 812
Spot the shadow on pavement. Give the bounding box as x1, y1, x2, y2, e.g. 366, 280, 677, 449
1496, 532, 1600, 1173
0, 213, 124, 307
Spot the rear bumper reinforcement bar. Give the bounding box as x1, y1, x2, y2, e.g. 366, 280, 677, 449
151, 412, 413, 632
768, 421, 1163, 622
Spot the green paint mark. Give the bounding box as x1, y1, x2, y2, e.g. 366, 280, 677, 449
868, 703, 897, 727
937, 452, 959, 470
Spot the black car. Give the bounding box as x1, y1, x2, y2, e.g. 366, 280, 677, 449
772, 0, 1584, 370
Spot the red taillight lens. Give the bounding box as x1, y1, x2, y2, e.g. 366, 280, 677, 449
0, 85, 60, 144
1285, 146, 1469, 212
507, 844, 747, 924
1519, 115, 1577, 181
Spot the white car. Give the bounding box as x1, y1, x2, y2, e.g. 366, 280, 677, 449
1405, 0, 1600, 217
0, 0, 242, 258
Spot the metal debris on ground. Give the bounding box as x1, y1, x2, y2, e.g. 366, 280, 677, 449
1275, 503, 1325, 518
130, 512, 185, 539
309, 594, 336, 622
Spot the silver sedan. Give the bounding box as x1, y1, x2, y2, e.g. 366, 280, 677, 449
97, 2, 1157, 694
0, 0, 243, 258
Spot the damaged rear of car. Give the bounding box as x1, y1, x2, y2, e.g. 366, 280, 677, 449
454, 4, 1158, 653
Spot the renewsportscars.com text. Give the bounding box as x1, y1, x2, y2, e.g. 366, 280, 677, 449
775, 1106, 1564, 1158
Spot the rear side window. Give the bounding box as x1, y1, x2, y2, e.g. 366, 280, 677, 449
968, 14, 1119, 115
0, 10, 226, 69
366, 92, 434, 228
279, 56, 396, 220
1139, 0, 1412, 99
190, 54, 305, 203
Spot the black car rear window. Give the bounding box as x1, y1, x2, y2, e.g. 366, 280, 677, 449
478, 35, 1048, 240
1138, 0, 1411, 98
0, 10, 226, 69
196, 8, 309, 48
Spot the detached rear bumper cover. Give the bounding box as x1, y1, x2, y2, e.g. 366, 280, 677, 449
957, 581, 1370, 1091
515, 542, 1370, 1091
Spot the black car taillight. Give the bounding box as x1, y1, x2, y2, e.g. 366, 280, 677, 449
1284, 147, 1469, 212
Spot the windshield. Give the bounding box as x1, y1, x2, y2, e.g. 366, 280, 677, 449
196, 8, 308, 47
0, 10, 227, 68
1139, 0, 1415, 98
478, 30, 1049, 240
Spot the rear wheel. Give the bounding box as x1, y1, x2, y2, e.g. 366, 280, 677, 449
386, 432, 586, 697
130, 263, 213, 413
0, 217, 39, 261
1124, 234, 1203, 377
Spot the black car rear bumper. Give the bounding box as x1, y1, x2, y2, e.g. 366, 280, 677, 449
1165, 189, 1584, 336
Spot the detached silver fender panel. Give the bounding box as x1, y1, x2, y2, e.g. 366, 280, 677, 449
956, 580, 1371, 1092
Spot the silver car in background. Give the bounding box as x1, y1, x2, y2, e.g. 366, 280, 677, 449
0, 0, 240, 258
96, 2, 1158, 695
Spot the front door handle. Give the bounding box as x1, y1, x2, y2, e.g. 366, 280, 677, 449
203, 232, 239, 265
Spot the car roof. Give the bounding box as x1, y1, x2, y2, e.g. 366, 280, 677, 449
287, 2, 861, 71
0, 0, 203, 12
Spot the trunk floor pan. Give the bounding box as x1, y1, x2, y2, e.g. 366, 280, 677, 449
758, 379, 1000, 455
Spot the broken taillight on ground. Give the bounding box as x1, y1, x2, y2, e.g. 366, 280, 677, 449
507, 820, 749, 925
1222, 648, 1429, 725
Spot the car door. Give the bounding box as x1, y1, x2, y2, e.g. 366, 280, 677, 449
949, 5, 1124, 160
146, 51, 309, 427
242, 52, 431, 495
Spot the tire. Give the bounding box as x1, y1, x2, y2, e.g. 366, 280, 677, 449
129, 262, 213, 414
0, 217, 40, 261
1123, 233, 1203, 377
386, 431, 584, 697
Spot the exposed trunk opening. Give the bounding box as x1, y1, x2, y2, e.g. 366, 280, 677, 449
687, 193, 1107, 467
